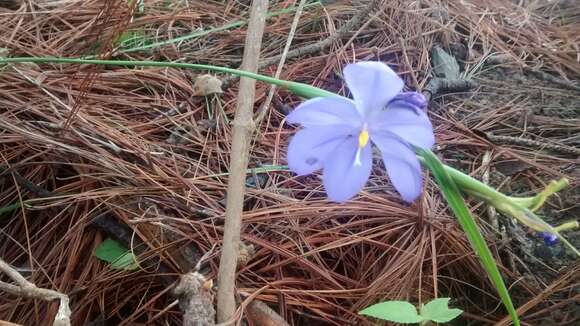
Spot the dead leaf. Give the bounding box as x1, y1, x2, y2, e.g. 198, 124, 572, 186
192, 74, 223, 96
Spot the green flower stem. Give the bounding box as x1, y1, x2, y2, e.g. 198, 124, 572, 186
0, 57, 338, 99
418, 155, 580, 257
421, 158, 508, 204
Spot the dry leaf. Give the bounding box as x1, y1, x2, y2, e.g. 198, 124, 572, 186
192, 74, 223, 96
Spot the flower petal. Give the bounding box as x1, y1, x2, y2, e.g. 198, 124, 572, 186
369, 102, 435, 149
287, 126, 354, 175
322, 138, 372, 202
372, 136, 423, 202
286, 97, 362, 128
343, 61, 404, 116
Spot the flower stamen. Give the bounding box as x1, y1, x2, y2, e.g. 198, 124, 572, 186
354, 129, 370, 167
358, 129, 370, 148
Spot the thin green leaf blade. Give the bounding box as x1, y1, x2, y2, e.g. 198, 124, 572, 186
94, 238, 139, 270
359, 301, 423, 323
416, 148, 520, 326
419, 298, 463, 323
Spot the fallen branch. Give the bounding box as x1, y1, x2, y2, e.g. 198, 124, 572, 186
422, 77, 477, 102
485, 54, 580, 93
174, 272, 215, 326
0, 258, 71, 326
485, 133, 580, 156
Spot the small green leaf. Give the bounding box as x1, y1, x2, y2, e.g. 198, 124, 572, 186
419, 298, 463, 323
94, 238, 139, 270
359, 301, 423, 323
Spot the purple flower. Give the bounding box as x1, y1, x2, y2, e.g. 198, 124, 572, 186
286, 61, 435, 203
538, 232, 558, 246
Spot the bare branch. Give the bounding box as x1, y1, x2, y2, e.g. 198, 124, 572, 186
0, 258, 71, 326
216, 0, 269, 324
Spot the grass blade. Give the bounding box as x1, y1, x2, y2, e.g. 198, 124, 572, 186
416, 148, 520, 326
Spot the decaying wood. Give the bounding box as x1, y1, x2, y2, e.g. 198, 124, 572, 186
174, 272, 215, 326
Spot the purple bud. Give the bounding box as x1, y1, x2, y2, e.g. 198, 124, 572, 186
389, 92, 427, 113
537, 232, 558, 246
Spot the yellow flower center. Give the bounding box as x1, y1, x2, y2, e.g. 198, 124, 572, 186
353, 128, 370, 167
358, 129, 370, 148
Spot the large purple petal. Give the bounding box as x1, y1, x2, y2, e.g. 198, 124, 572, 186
372, 136, 423, 202
286, 97, 362, 128
343, 62, 404, 117
322, 138, 372, 202
369, 102, 434, 149
287, 126, 355, 175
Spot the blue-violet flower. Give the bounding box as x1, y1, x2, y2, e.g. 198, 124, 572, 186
286, 61, 435, 202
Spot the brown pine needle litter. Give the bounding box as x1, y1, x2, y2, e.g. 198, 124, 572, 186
1, 0, 579, 325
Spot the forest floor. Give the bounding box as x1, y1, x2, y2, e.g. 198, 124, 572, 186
0, 0, 579, 325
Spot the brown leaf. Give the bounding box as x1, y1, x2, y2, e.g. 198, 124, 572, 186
192, 74, 223, 96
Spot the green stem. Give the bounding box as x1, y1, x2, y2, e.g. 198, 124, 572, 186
0, 57, 337, 99
417, 156, 508, 204
118, 1, 323, 54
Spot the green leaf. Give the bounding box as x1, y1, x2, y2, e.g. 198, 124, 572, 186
119, 2, 322, 54
0, 202, 23, 218
419, 298, 463, 323
359, 301, 423, 323
94, 238, 139, 270
416, 148, 520, 326
116, 30, 150, 49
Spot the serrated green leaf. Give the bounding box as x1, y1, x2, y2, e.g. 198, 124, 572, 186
419, 298, 463, 323
94, 238, 138, 270
359, 301, 423, 323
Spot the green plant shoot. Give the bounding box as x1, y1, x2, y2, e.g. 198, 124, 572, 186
360, 298, 462, 325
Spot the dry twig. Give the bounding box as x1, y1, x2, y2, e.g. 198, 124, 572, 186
0, 258, 71, 326
254, 0, 307, 125
486, 133, 580, 156
216, 0, 269, 323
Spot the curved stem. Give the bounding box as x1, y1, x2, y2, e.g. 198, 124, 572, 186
417, 156, 507, 203
0, 57, 338, 99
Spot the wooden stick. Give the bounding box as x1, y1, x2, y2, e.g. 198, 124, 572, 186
0, 258, 71, 326
216, 0, 269, 323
